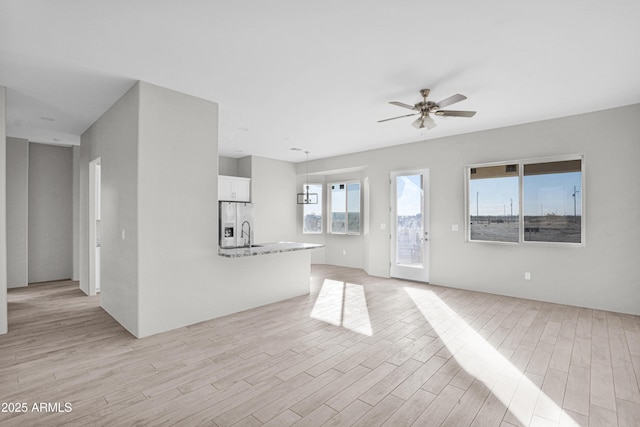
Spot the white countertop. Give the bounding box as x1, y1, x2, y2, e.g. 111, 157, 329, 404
218, 241, 323, 258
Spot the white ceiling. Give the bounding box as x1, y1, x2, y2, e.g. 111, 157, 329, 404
1, 1, 639, 162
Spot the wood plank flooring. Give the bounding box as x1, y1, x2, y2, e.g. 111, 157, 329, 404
1, 265, 639, 426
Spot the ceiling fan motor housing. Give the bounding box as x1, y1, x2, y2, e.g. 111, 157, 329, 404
415, 100, 437, 114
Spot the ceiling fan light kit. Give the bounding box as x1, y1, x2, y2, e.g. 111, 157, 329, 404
379, 88, 476, 129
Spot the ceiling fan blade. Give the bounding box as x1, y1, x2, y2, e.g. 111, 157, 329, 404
435, 110, 476, 117
378, 113, 419, 123
435, 94, 466, 109
389, 101, 417, 110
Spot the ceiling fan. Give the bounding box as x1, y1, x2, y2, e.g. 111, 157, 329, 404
378, 88, 476, 129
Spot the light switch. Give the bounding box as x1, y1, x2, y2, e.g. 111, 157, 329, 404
451, 224, 459, 232
122, 229, 126, 240
380, 223, 386, 230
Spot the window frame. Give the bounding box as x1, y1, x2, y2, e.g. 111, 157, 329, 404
301, 183, 323, 234
328, 180, 361, 235
465, 154, 585, 246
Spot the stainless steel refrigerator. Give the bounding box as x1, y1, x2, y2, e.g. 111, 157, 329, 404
219, 201, 254, 248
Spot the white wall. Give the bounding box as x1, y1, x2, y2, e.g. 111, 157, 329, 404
6, 138, 29, 288
136, 81, 219, 337
300, 104, 640, 315
1, 86, 8, 334
135, 82, 310, 337
250, 156, 297, 243
79, 81, 314, 338
238, 156, 251, 178
80, 82, 140, 336
27, 143, 73, 283
6, 139, 78, 287
219, 156, 239, 176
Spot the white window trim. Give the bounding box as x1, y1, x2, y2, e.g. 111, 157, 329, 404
302, 183, 323, 234
465, 154, 585, 246
328, 180, 361, 235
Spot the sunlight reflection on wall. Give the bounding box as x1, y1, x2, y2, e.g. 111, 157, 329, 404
310, 279, 373, 336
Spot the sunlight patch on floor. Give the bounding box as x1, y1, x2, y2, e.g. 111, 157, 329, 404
310, 279, 373, 336
405, 287, 578, 427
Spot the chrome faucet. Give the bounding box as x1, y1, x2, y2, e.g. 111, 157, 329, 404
241, 221, 251, 247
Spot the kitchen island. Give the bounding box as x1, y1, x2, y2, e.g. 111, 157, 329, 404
218, 241, 323, 258
206, 242, 324, 330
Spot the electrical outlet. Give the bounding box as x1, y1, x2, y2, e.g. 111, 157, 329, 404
524, 272, 531, 280
343, 250, 347, 255
451, 224, 459, 232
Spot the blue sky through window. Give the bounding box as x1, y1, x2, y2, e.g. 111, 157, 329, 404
397, 175, 422, 216
470, 172, 581, 217
470, 176, 519, 217
524, 172, 581, 216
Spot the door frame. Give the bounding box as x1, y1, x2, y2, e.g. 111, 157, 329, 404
88, 157, 101, 296
390, 169, 430, 282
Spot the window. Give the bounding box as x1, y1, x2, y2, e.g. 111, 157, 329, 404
330, 183, 346, 233
469, 164, 520, 242
302, 184, 323, 234
347, 182, 361, 234
329, 181, 361, 234
523, 160, 582, 243
467, 156, 583, 244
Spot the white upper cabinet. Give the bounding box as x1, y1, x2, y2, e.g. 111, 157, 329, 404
218, 175, 251, 201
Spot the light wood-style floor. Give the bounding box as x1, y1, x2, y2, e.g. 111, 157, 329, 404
1, 265, 639, 426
